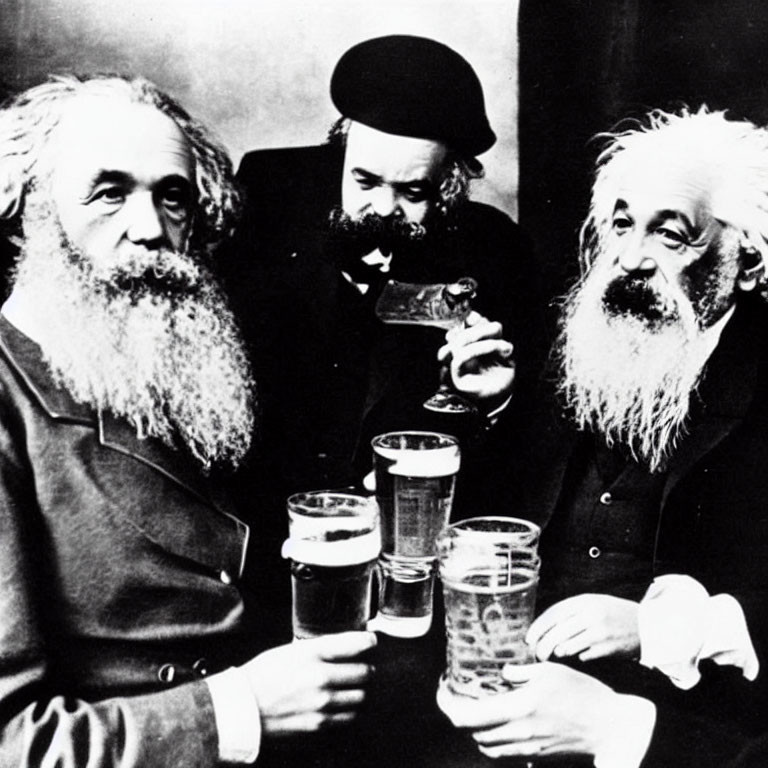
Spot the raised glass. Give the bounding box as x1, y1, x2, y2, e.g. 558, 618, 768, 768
374, 277, 478, 414
283, 491, 381, 639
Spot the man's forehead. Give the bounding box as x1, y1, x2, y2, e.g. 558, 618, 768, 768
344, 121, 448, 178
48, 96, 193, 181
613, 160, 715, 217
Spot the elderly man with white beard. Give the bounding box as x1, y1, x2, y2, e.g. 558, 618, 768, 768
439, 108, 768, 767
0, 75, 376, 768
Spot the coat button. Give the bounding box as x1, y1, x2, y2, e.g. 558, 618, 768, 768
192, 658, 209, 677
588, 546, 601, 559
599, 492, 612, 506
219, 570, 233, 585
157, 664, 176, 684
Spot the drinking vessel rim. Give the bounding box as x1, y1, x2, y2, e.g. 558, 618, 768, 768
371, 430, 459, 450
441, 516, 541, 540
287, 490, 377, 517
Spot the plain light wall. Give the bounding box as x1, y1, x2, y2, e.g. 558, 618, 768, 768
0, 0, 518, 217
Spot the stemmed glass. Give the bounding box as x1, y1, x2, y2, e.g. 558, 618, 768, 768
374, 277, 478, 414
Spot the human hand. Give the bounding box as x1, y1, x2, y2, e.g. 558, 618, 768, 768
526, 594, 640, 662
437, 662, 652, 761
244, 631, 377, 737
438, 311, 515, 406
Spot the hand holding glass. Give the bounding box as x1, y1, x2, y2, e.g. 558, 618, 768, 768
375, 277, 478, 414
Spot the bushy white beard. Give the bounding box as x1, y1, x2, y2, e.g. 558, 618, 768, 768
15, 198, 255, 471
556, 256, 716, 472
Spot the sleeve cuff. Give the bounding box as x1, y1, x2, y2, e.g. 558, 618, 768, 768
206, 667, 262, 764
701, 593, 759, 681
639, 575, 759, 689
594, 694, 656, 768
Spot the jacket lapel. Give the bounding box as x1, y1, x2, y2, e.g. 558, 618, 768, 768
0, 316, 249, 577
98, 412, 215, 510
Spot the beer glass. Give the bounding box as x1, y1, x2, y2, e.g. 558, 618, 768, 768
438, 517, 541, 697
283, 491, 381, 640
371, 431, 461, 637
374, 278, 478, 414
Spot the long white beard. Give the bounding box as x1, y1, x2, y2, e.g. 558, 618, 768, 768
556, 257, 716, 472
14, 199, 255, 471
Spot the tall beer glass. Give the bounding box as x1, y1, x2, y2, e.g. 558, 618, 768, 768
371, 431, 460, 637
438, 517, 540, 697
283, 491, 381, 640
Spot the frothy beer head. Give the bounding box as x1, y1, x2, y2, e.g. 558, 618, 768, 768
284, 491, 382, 566
372, 431, 461, 477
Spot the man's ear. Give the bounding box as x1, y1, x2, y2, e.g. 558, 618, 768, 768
738, 238, 765, 292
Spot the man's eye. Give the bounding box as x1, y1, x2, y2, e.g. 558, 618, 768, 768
403, 190, 429, 204
355, 179, 375, 191
656, 227, 687, 249
161, 188, 190, 213
94, 186, 125, 205
611, 216, 632, 234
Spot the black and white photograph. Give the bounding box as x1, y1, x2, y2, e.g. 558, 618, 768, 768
1, 1, 768, 766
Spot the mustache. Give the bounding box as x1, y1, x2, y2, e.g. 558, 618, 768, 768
602, 274, 678, 326
328, 206, 427, 247
82, 249, 203, 300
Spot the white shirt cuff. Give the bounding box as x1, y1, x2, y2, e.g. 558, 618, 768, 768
639, 574, 759, 689
206, 667, 262, 764
594, 694, 656, 768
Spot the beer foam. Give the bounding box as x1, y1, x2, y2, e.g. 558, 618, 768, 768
377, 445, 461, 477
282, 528, 382, 567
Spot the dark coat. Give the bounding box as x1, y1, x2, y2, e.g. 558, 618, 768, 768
0, 316, 255, 767
228, 143, 542, 488
506, 292, 768, 767
223, 143, 544, 594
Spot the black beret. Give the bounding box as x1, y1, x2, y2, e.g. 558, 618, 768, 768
330, 35, 496, 158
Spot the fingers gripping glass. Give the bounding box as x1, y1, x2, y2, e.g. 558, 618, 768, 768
375, 277, 479, 414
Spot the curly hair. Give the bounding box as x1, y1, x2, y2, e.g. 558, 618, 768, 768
0, 74, 240, 252
326, 116, 483, 216
580, 106, 768, 295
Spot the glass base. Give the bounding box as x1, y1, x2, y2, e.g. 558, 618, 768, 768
423, 391, 477, 415
368, 611, 432, 638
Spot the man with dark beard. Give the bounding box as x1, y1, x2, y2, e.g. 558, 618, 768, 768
224, 36, 539, 573
0, 74, 376, 768
438, 108, 768, 767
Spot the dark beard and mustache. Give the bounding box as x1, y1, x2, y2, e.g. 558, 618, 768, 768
327, 206, 428, 255
14, 196, 255, 471
327, 205, 451, 284
555, 257, 717, 472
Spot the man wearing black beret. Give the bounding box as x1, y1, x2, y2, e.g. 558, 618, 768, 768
224, 36, 541, 592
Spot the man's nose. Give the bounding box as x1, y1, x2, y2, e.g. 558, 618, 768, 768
125, 192, 165, 245
369, 186, 399, 218
618, 236, 657, 274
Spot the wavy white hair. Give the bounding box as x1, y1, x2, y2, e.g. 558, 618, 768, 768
580, 106, 768, 291
0, 73, 240, 253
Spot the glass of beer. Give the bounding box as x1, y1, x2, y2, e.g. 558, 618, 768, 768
374, 278, 479, 415
438, 517, 541, 697
371, 431, 461, 637
283, 491, 381, 640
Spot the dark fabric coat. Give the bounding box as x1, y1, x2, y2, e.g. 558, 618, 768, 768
222, 143, 544, 598
505, 292, 768, 767
0, 316, 255, 767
